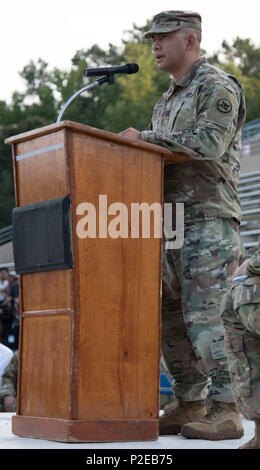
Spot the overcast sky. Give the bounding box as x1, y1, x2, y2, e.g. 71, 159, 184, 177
1, 0, 260, 102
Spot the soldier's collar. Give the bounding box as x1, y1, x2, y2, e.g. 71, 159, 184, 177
174, 57, 207, 88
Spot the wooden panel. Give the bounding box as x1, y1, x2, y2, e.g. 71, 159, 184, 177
12, 415, 158, 442
71, 133, 162, 420
21, 270, 72, 312
19, 315, 71, 419
15, 130, 68, 206
13, 130, 72, 314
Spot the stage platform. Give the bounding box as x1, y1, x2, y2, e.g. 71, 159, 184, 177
0, 413, 254, 450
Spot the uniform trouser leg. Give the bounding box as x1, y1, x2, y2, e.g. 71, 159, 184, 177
162, 218, 240, 403
221, 280, 260, 420
162, 246, 208, 401
162, 238, 209, 402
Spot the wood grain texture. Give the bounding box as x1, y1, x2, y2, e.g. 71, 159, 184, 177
21, 270, 72, 312
12, 415, 158, 442
70, 132, 162, 420
14, 130, 68, 206
19, 315, 71, 419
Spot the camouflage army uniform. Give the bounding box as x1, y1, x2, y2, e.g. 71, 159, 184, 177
141, 57, 246, 403
0, 350, 18, 412
221, 247, 260, 421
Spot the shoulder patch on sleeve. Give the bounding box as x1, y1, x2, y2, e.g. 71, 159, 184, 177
217, 99, 232, 113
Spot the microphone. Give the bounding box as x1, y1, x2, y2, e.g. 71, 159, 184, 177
84, 63, 139, 77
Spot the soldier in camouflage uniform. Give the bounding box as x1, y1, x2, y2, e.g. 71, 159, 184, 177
220, 246, 260, 449
0, 350, 18, 412
119, 10, 246, 440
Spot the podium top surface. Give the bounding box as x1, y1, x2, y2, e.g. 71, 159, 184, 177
5, 120, 189, 164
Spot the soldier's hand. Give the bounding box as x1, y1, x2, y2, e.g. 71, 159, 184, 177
119, 128, 141, 140
232, 259, 250, 279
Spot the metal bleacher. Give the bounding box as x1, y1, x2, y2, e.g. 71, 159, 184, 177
238, 171, 260, 251
242, 117, 260, 143
0, 225, 13, 246
0, 225, 14, 269
239, 117, 260, 252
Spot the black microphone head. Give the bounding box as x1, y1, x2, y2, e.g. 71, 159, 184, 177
127, 63, 139, 74
84, 63, 139, 78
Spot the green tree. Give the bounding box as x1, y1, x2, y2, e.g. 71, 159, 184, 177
221, 38, 260, 78
207, 37, 260, 122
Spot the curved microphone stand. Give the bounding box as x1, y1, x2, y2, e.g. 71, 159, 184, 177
56, 74, 114, 123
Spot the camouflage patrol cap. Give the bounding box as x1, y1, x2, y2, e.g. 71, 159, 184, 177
144, 10, 202, 39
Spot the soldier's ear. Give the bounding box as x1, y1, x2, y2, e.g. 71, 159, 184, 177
185, 34, 196, 50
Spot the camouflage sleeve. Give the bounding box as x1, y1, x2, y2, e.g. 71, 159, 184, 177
246, 249, 260, 276
141, 80, 242, 160
145, 120, 153, 131
0, 351, 18, 400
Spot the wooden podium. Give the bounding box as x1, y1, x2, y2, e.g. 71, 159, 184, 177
5, 121, 187, 442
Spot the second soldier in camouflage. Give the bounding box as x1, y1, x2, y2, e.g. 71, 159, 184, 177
220, 245, 260, 449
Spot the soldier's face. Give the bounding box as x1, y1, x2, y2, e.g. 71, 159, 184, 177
152, 31, 187, 75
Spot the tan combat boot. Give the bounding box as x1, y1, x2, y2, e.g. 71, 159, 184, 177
160, 399, 207, 435
181, 401, 244, 440
162, 399, 179, 416
239, 419, 260, 449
